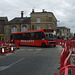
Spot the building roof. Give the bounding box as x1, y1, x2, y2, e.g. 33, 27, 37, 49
31, 9, 57, 21
31, 11, 53, 14
0, 17, 7, 20
57, 27, 70, 30
0, 17, 8, 22
6, 17, 31, 24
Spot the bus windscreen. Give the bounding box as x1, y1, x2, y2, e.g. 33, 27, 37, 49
45, 32, 56, 40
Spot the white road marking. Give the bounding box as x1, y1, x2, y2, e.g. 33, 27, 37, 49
0, 58, 25, 71
28, 49, 33, 51
34, 49, 42, 54
0, 66, 9, 71
20, 49, 26, 50
16, 49, 25, 52
6, 53, 13, 56
35, 49, 42, 50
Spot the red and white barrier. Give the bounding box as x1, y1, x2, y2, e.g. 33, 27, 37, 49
2, 47, 5, 55
58, 39, 75, 75
11, 46, 14, 52
0, 41, 17, 55
60, 65, 75, 75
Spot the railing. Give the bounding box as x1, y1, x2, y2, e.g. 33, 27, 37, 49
55, 39, 75, 75
64, 51, 72, 67
60, 65, 75, 75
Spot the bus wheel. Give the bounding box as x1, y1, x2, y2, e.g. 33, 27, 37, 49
42, 43, 46, 48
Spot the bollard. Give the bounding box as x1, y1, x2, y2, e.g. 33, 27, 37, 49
54, 72, 57, 75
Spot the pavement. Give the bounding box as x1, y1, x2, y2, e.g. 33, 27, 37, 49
0, 45, 63, 75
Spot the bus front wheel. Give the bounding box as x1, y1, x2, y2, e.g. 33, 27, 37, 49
42, 43, 46, 48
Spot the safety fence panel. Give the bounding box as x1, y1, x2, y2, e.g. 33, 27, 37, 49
57, 39, 75, 75
60, 65, 75, 75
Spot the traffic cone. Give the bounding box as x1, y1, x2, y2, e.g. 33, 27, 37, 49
2, 47, 5, 55
60, 42, 61, 45
11, 46, 14, 52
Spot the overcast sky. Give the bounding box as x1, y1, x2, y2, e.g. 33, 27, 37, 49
0, 0, 75, 33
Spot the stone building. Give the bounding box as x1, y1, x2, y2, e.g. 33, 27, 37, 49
30, 9, 57, 31
57, 27, 70, 38
4, 10, 57, 41
0, 17, 8, 40
4, 11, 31, 41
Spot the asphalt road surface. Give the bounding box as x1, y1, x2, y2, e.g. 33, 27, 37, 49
0, 45, 62, 75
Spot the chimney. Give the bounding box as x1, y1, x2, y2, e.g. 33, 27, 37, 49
21, 11, 24, 18
32, 9, 34, 13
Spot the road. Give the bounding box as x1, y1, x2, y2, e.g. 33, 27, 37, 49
0, 45, 62, 75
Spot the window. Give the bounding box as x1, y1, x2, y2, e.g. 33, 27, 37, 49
21, 25, 27, 32
13, 32, 46, 40
5, 28, 8, 33
11, 26, 17, 33
14, 34, 23, 40
57, 29, 59, 32
22, 33, 31, 40
67, 33, 68, 35
31, 32, 44, 40
49, 17, 52, 22
33, 32, 41, 40
32, 25, 34, 30
37, 18, 40, 23
48, 26, 51, 29
22, 32, 42, 40
37, 26, 41, 30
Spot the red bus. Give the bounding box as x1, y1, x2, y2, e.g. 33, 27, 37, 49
12, 29, 57, 47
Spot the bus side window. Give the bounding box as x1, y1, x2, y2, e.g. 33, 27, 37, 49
41, 32, 46, 40
23, 33, 31, 40
13, 34, 19, 40
30, 32, 35, 40
33, 32, 42, 40
22, 33, 25, 40
34, 32, 40, 40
